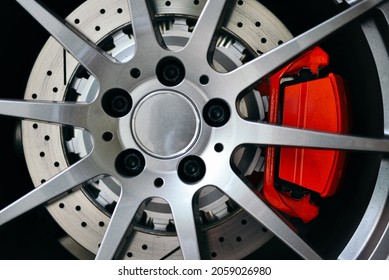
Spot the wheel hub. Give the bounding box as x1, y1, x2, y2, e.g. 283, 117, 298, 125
132, 91, 200, 159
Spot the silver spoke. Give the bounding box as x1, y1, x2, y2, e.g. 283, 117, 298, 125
16, 0, 116, 77
0, 99, 90, 128
170, 194, 201, 260
127, 0, 164, 56
0, 155, 101, 226
216, 0, 386, 94
218, 169, 321, 260
96, 192, 144, 260
234, 120, 389, 153
183, 0, 227, 62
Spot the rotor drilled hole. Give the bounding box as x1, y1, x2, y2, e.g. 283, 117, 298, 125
127, 252, 133, 258
53, 87, 58, 93
218, 237, 225, 243
262, 227, 268, 232
238, 0, 244, 5
165, 1, 171, 6
278, 40, 284, 45
32, 94, 38, 99
41, 179, 46, 184
95, 26, 101, 31
33, 123, 38, 129
54, 162, 60, 167
142, 244, 148, 250
236, 236, 242, 242
117, 8, 123, 14
100, 9, 106, 14
39, 152, 45, 157
194, 0, 199, 5
237, 22, 243, 28
241, 219, 247, 225
44, 135, 50, 141
75, 205, 81, 211
47, 70, 52, 76
255, 21, 261, 27
81, 222, 87, 227
261, 38, 267, 44
211, 252, 217, 258
59, 203, 65, 209
99, 221, 105, 227
74, 19, 80, 24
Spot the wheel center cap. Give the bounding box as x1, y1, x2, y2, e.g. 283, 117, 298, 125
132, 91, 200, 159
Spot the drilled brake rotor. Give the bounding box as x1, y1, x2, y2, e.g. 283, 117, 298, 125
22, 0, 292, 259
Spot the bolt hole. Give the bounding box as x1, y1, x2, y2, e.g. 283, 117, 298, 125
214, 143, 224, 152
199, 75, 209, 85
130, 68, 141, 79
154, 178, 164, 188
102, 132, 113, 142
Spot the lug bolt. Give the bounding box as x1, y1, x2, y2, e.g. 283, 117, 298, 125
156, 57, 185, 87
102, 88, 132, 118
178, 156, 206, 183
203, 98, 230, 127
116, 149, 145, 177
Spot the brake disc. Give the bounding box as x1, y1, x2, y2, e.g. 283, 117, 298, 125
21, 0, 292, 259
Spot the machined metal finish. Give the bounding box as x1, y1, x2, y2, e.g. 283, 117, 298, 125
1, 0, 389, 260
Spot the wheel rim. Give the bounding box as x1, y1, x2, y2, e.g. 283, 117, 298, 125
0, 0, 388, 260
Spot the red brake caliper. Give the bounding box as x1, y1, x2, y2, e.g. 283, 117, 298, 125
258, 47, 349, 223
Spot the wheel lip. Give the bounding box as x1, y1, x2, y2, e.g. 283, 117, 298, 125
339, 4, 389, 259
